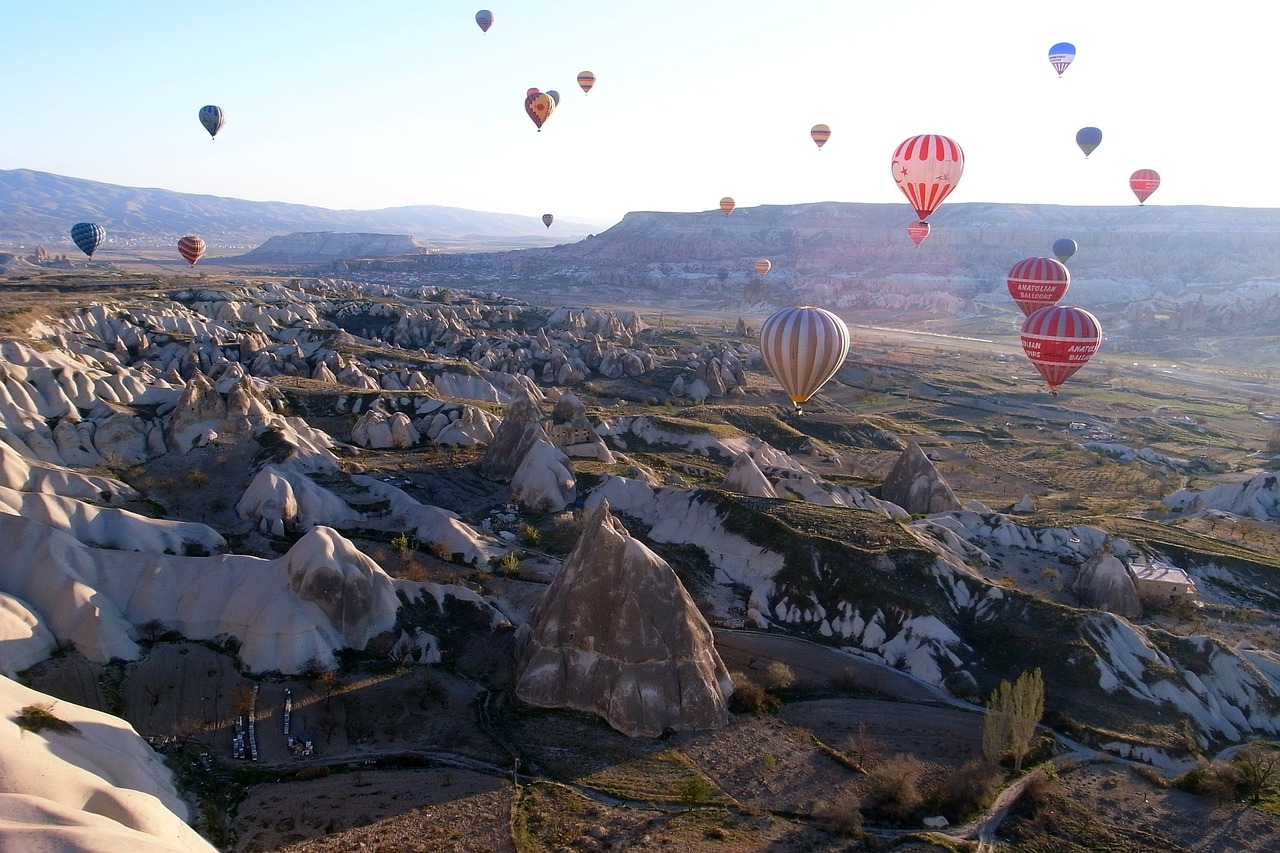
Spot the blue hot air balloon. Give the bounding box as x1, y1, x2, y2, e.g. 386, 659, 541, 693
1052, 238, 1077, 264
1048, 42, 1076, 76
475, 10, 493, 32
1075, 126, 1102, 158
198, 105, 225, 139
70, 222, 105, 258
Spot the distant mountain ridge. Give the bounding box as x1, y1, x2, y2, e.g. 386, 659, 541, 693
0, 168, 598, 253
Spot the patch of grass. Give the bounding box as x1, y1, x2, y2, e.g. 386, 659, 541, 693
577, 748, 729, 806
15, 702, 77, 734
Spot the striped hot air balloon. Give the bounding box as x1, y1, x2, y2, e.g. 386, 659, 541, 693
759, 306, 851, 414
907, 221, 930, 247
1020, 305, 1102, 396
720, 197, 735, 215
577, 71, 595, 94
177, 235, 206, 265
475, 10, 493, 32
754, 258, 771, 276
810, 124, 831, 150
198, 105, 225, 140
1130, 169, 1161, 204
890, 135, 964, 222
70, 222, 105, 258
1048, 42, 1076, 76
1007, 257, 1071, 317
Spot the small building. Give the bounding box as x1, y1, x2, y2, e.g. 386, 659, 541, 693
1128, 557, 1198, 606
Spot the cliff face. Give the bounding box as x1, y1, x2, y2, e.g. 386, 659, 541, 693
233, 232, 427, 263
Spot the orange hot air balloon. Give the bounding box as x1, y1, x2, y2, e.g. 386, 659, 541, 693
890, 134, 964, 221
524, 91, 555, 131
720, 197, 735, 215
1007, 257, 1070, 317
907, 221, 930, 247
1020, 305, 1102, 396
577, 71, 596, 94
810, 124, 831, 149
1130, 169, 1160, 204
754, 259, 771, 276
759, 306, 851, 414
177, 235, 206, 266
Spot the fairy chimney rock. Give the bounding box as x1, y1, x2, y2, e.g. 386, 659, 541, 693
880, 441, 961, 514
515, 500, 733, 737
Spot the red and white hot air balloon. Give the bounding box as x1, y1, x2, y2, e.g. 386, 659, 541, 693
1130, 169, 1160, 204
759, 306, 851, 414
1020, 305, 1102, 395
754, 258, 772, 276
890, 134, 964, 222
720, 196, 735, 215
1007, 257, 1071, 317
907, 221, 930, 247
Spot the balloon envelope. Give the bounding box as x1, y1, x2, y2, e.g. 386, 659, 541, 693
177, 235, 206, 266
475, 10, 493, 32
810, 124, 831, 149
577, 71, 595, 93
1048, 42, 1076, 76
1076, 126, 1102, 157
1008, 257, 1071, 317
759, 306, 851, 409
198, 105, 225, 139
546, 90, 560, 106
1052, 238, 1077, 263
1020, 305, 1102, 394
720, 197, 735, 215
754, 258, 771, 276
890, 135, 964, 221
70, 222, 105, 258
907, 221, 930, 247
1130, 169, 1161, 204
524, 91, 555, 130
541, 214, 554, 228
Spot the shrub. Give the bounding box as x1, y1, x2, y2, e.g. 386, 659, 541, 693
496, 551, 521, 576
728, 672, 780, 715
1174, 761, 1240, 802
519, 524, 542, 547
391, 532, 414, 555
295, 765, 331, 781
187, 470, 209, 487
936, 760, 1002, 821
756, 661, 796, 692
866, 754, 926, 823
812, 791, 864, 837
677, 774, 713, 806
16, 703, 77, 734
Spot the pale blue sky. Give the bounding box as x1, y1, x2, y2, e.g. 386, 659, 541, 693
2, 1, 1272, 226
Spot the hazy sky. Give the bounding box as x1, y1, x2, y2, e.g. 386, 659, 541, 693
3, 1, 1272, 227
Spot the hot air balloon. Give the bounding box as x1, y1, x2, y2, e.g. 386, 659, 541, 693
1020, 305, 1102, 396
546, 90, 561, 107
177, 235, 206, 266
907, 221, 930, 247
524, 91, 555, 131
720, 197, 735, 215
1007, 257, 1071, 318
810, 124, 831, 150
754, 259, 771, 276
198, 105, 225, 140
542, 214, 554, 228
1048, 42, 1076, 76
1130, 169, 1160, 204
475, 10, 493, 32
1076, 126, 1102, 158
890, 135, 964, 222
70, 222, 105, 258
1052, 238, 1077, 264
759, 306, 851, 414
577, 71, 595, 94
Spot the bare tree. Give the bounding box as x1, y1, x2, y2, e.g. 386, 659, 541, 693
981, 668, 1045, 772
1234, 742, 1280, 803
